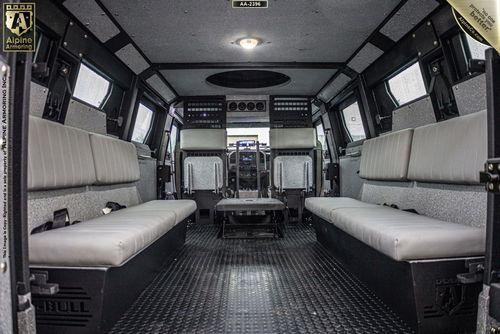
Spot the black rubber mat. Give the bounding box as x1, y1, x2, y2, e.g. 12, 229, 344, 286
109, 224, 413, 333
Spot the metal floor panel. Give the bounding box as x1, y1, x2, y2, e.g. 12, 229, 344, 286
109, 224, 413, 334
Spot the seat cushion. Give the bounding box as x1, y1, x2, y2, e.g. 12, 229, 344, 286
89, 133, 140, 185
359, 128, 414, 181
28, 200, 194, 267
128, 200, 196, 224
407, 110, 486, 184
216, 198, 285, 212
305, 197, 378, 221
330, 206, 485, 261
28, 116, 96, 191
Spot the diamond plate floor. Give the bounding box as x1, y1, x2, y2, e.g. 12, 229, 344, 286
109, 224, 413, 334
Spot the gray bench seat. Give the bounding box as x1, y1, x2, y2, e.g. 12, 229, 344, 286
331, 206, 485, 261
27, 116, 197, 267
29, 200, 196, 267
305, 197, 377, 221
130, 200, 197, 224
307, 111, 487, 261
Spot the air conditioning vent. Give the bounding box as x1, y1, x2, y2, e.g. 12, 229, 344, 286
226, 100, 266, 112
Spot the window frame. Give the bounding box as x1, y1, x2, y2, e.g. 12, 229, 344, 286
72, 61, 113, 110
131, 98, 157, 144
314, 119, 332, 164
338, 96, 367, 144
385, 60, 428, 108
166, 121, 179, 162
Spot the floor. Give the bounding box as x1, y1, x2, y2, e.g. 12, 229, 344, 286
109, 223, 412, 334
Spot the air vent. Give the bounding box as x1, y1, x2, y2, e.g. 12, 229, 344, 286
227, 100, 266, 113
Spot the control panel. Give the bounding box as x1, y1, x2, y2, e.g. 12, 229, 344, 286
183, 97, 226, 129
269, 96, 312, 128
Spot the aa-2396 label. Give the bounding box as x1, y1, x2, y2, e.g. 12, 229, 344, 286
232, 1, 268, 8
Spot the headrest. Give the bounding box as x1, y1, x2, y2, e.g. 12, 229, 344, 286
28, 116, 97, 191
89, 133, 140, 184
408, 110, 487, 184
180, 129, 227, 150
359, 128, 414, 181
269, 128, 316, 149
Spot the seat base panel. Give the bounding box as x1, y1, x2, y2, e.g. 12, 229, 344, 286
31, 219, 189, 334
313, 215, 482, 334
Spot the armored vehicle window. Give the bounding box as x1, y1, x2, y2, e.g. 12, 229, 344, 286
73, 63, 111, 108
341, 101, 366, 142
387, 62, 427, 106
132, 103, 154, 143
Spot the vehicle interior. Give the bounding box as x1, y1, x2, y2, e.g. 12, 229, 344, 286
1, 0, 500, 333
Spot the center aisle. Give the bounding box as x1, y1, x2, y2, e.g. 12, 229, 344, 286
110, 223, 412, 334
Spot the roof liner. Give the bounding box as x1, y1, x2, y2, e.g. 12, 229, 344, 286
99, 0, 401, 63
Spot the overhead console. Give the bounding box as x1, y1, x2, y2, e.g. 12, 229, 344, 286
226, 95, 269, 124
183, 96, 227, 129
269, 96, 312, 128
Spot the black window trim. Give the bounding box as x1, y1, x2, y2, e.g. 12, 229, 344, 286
313, 118, 333, 165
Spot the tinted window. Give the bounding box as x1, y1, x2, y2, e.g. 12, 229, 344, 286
73, 63, 111, 108
131, 103, 154, 143
387, 62, 427, 106
341, 102, 366, 142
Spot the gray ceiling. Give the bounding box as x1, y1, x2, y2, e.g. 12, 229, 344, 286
93, 0, 441, 98
100, 0, 400, 63
161, 68, 337, 96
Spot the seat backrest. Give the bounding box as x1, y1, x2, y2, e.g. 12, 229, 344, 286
179, 129, 227, 192
27, 116, 142, 232
180, 129, 227, 151
407, 110, 486, 184
28, 116, 97, 191
269, 128, 317, 149
89, 133, 140, 185
359, 128, 414, 181
269, 128, 316, 191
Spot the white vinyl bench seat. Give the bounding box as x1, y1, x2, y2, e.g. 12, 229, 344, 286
29, 200, 196, 267
305, 197, 378, 221
307, 111, 487, 262
27, 116, 197, 268
331, 206, 485, 261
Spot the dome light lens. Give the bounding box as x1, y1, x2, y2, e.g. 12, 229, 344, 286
238, 38, 260, 50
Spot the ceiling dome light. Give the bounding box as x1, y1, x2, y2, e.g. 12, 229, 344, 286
238, 38, 260, 50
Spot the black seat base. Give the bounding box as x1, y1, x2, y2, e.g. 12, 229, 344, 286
313, 214, 483, 334
31, 220, 188, 334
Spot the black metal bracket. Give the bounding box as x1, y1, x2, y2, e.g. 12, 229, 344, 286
30, 270, 59, 296
457, 259, 484, 284
480, 159, 500, 192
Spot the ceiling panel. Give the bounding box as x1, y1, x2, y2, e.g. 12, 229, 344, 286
100, 0, 400, 63
63, 0, 120, 42
380, 0, 439, 41
161, 68, 336, 96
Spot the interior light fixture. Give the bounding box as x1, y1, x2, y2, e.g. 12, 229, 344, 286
238, 38, 260, 50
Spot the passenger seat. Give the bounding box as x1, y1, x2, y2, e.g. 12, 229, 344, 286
27, 116, 196, 267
